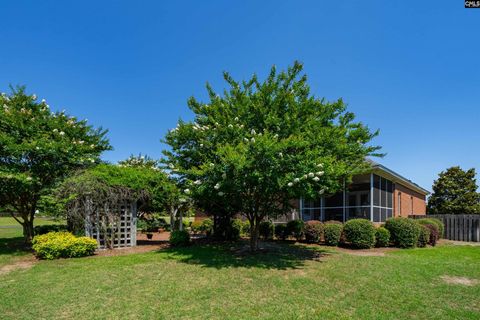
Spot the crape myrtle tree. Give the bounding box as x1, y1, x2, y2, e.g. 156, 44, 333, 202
0, 87, 110, 243
428, 166, 480, 215
118, 154, 191, 231
163, 62, 381, 251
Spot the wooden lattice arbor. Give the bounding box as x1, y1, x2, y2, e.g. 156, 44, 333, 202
83, 200, 137, 249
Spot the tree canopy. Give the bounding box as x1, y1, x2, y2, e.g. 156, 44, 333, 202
0, 87, 111, 242
163, 62, 381, 250
428, 166, 480, 215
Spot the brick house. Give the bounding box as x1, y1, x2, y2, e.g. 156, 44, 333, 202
281, 160, 429, 224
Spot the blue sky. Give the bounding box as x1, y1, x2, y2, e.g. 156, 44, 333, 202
0, 1, 479, 191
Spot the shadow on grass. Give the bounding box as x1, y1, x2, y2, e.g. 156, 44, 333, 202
0, 237, 31, 257
157, 240, 332, 270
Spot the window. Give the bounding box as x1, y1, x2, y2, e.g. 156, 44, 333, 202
371, 174, 393, 223
398, 192, 402, 216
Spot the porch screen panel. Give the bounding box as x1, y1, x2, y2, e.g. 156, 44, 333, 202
372, 174, 393, 223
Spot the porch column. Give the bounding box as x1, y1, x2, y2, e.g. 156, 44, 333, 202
370, 173, 374, 222
342, 178, 346, 222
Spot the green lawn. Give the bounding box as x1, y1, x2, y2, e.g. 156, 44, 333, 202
0, 216, 64, 266
0, 237, 479, 320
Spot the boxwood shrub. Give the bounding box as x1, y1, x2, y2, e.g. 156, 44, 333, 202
259, 220, 274, 240
384, 217, 421, 248
200, 218, 213, 237
324, 222, 343, 246
375, 227, 390, 247
424, 223, 439, 246
169, 230, 190, 246
230, 219, 243, 240
274, 223, 288, 240
32, 232, 97, 260
343, 219, 376, 249
417, 218, 444, 238
286, 219, 304, 241
417, 225, 430, 248
304, 220, 323, 243
34, 224, 68, 235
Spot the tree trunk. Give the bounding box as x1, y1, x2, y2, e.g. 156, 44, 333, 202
249, 220, 260, 252
179, 210, 183, 231
23, 219, 34, 244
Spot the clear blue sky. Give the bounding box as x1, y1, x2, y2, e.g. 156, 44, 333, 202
1, 1, 479, 192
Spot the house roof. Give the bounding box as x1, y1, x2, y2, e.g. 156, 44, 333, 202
367, 159, 430, 195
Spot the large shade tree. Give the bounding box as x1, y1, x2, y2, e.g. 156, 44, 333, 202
428, 166, 480, 215
0, 87, 111, 242
163, 62, 381, 250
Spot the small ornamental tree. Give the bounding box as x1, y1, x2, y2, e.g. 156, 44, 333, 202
163, 62, 381, 251
428, 166, 480, 215
0, 87, 110, 243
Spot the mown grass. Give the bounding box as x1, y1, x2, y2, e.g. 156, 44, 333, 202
0, 239, 479, 320
0, 217, 63, 266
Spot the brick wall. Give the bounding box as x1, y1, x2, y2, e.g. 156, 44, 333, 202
393, 183, 426, 217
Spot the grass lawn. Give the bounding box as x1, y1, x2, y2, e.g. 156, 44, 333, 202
0, 237, 479, 320
0, 216, 64, 266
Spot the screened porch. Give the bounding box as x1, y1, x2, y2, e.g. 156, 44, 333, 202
300, 173, 394, 223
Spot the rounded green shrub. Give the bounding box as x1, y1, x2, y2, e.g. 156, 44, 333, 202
259, 221, 274, 240
417, 225, 430, 248
424, 223, 439, 246
343, 219, 376, 249
375, 227, 390, 247
417, 218, 444, 238
274, 223, 288, 240
190, 220, 203, 233
169, 230, 190, 246
230, 219, 243, 240
286, 219, 304, 241
324, 222, 343, 246
384, 217, 421, 248
304, 220, 323, 243
241, 220, 251, 236
200, 218, 213, 237
34, 224, 68, 235
32, 232, 97, 260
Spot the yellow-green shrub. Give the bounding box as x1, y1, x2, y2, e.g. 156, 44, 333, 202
32, 232, 97, 260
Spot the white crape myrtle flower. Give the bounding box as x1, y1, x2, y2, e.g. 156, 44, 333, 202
303, 174, 307, 179
308, 172, 314, 178
234, 117, 239, 121
36, 146, 40, 150
274, 134, 279, 138
279, 152, 283, 157
316, 163, 324, 168
251, 129, 256, 135
214, 183, 221, 190
90, 159, 95, 163
294, 178, 300, 183
313, 177, 320, 182
26, 177, 32, 181
319, 189, 325, 195
243, 138, 249, 142
210, 163, 214, 167
240, 124, 244, 128
194, 180, 202, 185
41, 99, 46, 103
200, 143, 204, 147
59, 131, 65, 136
316, 171, 324, 176
35, 210, 40, 214
184, 189, 191, 194
287, 182, 293, 187
53, 128, 58, 133
228, 124, 233, 128
251, 137, 255, 143
218, 192, 224, 196
179, 198, 187, 203
32, 94, 37, 100
90, 144, 95, 148
78, 140, 84, 144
